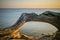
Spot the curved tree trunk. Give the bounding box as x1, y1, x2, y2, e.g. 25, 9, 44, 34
0, 11, 60, 39
0, 13, 27, 36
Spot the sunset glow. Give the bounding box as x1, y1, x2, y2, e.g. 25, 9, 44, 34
0, 0, 60, 8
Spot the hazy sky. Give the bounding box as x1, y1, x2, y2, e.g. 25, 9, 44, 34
0, 0, 60, 8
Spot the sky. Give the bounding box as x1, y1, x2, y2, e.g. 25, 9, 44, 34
0, 0, 60, 8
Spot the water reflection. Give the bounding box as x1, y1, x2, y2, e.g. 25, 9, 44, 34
20, 22, 58, 38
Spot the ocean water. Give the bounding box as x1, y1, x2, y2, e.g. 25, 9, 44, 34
0, 8, 60, 27
0, 8, 60, 37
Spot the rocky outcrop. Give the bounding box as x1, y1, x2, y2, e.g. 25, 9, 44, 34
0, 11, 60, 40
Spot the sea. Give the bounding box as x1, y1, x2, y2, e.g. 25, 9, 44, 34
0, 8, 60, 38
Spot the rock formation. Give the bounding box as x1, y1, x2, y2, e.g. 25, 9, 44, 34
0, 11, 60, 40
